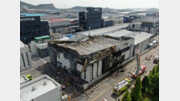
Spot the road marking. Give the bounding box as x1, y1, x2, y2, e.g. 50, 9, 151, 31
90, 87, 111, 101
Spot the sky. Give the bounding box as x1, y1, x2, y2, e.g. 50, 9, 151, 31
21, 0, 159, 9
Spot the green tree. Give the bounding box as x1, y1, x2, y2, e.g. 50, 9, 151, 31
142, 76, 151, 94
148, 65, 159, 101
122, 90, 131, 101
131, 76, 143, 101
151, 72, 159, 101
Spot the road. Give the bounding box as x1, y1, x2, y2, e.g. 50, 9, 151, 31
73, 45, 159, 101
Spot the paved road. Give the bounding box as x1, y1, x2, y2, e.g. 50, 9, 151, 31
74, 45, 159, 101
20, 56, 50, 78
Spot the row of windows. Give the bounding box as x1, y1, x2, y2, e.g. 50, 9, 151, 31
21, 25, 41, 29
20, 30, 42, 35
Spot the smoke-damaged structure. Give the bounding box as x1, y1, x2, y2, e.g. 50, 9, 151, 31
48, 35, 134, 89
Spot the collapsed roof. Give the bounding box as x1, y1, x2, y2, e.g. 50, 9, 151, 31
49, 35, 132, 56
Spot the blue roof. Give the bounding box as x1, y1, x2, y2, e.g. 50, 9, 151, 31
20, 13, 47, 17
65, 35, 74, 39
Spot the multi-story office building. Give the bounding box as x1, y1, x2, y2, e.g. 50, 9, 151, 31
79, 7, 102, 30
20, 16, 50, 44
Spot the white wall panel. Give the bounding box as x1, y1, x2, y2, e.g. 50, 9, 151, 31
98, 60, 102, 76
86, 65, 92, 82
93, 62, 97, 79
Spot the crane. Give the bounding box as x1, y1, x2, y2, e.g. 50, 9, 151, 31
132, 50, 146, 78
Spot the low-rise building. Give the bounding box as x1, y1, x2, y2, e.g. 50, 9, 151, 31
48, 35, 134, 89
133, 17, 159, 34
20, 41, 32, 71
101, 18, 114, 27
106, 29, 156, 55
30, 35, 51, 58
20, 75, 62, 101
47, 18, 79, 33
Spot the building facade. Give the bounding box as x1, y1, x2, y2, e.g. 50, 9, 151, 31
79, 7, 102, 30
20, 41, 32, 71
101, 19, 114, 27
29, 35, 51, 58
49, 36, 134, 89
20, 16, 50, 44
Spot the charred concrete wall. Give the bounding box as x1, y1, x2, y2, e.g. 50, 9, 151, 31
48, 36, 134, 89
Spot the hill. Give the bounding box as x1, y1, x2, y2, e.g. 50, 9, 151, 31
20, 1, 56, 10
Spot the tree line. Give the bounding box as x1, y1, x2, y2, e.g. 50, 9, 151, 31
122, 63, 159, 101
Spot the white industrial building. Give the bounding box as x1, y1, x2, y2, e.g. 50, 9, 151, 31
20, 75, 62, 101
29, 35, 51, 57
20, 41, 32, 71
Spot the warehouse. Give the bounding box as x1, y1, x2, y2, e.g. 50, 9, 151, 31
76, 23, 129, 36
20, 75, 62, 101
106, 29, 156, 55
48, 35, 134, 89
20, 41, 32, 71
47, 18, 79, 33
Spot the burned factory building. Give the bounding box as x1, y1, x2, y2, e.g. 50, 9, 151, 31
48, 35, 134, 89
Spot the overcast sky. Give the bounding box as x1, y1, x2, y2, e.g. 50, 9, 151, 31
21, 0, 159, 9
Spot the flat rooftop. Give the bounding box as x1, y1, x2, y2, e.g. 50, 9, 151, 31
53, 36, 130, 55
106, 29, 154, 45
134, 17, 159, 23
20, 75, 61, 101
20, 13, 47, 17
75, 23, 129, 36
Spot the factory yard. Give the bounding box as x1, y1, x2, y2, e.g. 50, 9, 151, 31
73, 45, 159, 101
20, 44, 159, 101
20, 56, 51, 78
20, 34, 159, 101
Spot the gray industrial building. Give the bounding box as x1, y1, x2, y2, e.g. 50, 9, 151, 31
20, 75, 62, 101
77, 26, 157, 56
132, 17, 159, 34
76, 24, 129, 36
101, 19, 114, 27
47, 18, 79, 33
48, 25, 157, 90
48, 35, 134, 89
105, 29, 156, 55
79, 7, 102, 30
20, 41, 32, 71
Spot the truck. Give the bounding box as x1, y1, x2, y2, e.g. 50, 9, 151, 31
132, 50, 146, 78
20, 74, 32, 85
113, 78, 131, 96
132, 65, 146, 78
